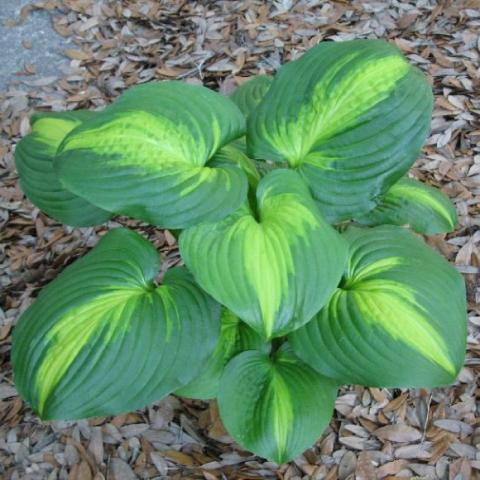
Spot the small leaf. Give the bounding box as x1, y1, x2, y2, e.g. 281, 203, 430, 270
12, 228, 220, 419
230, 75, 272, 117
55, 81, 248, 228
15, 111, 111, 226
180, 169, 348, 339
289, 225, 467, 388
248, 40, 433, 223
356, 177, 457, 234
218, 346, 337, 463
175, 309, 269, 400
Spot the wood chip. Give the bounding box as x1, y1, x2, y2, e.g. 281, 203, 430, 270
374, 425, 422, 443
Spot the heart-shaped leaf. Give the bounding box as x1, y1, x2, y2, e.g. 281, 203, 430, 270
15, 111, 111, 226
180, 169, 348, 339
289, 225, 467, 387
218, 346, 337, 463
55, 81, 248, 228
356, 177, 457, 234
248, 40, 433, 223
12, 228, 220, 419
176, 309, 269, 400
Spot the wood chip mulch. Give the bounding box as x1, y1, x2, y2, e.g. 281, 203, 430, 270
0, 1, 479, 479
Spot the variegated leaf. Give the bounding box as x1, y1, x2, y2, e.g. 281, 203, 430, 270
15, 111, 111, 226
180, 169, 348, 339
356, 177, 457, 234
55, 81, 248, 228
176, 309, 269, 399
230, 75, 272, 117
248, 40, 433, 223
218, 345, 337, 463
289, 225, 467, 387
12, 228, 220, 419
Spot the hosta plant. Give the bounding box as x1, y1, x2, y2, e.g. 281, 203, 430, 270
12, 40, 466, 464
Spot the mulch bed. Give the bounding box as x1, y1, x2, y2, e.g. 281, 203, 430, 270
0, 1, 479, 479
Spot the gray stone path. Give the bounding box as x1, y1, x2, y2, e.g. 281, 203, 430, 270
0, 0, 70, 92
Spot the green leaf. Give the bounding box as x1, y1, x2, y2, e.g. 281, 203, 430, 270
180, 169, 348, 339
12, 228, 220, 420
289, 225, 467, 388
356, 177, 457, 234
15, 111, 112, 226
247, 40, 433, 223
218, 346, 337, 463
175, 309, 269, 399
209, 144, 261, 189
55, 81, 248, 228
230, 75, 272, 117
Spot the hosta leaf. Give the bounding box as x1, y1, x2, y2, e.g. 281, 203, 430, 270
248, 40, 433, 223
175, 309, 269, 399
209, 144, 261, 189
12, 228, 220, 420
356, 177, 457, 234
228, 76, 272, 157
230, 75, 272, 117
180, 169, 348, 339
15, 111, 111, 226
55, 81, 248, 228
289, 225, 467, 387
218, 346, 337, 463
